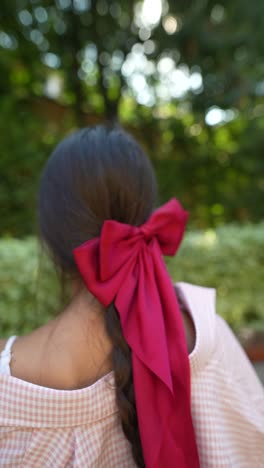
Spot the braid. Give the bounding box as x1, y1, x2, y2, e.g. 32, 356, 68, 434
105, 303, 145, 468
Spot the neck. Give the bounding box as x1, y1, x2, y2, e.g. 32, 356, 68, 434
10, 284, 113, 390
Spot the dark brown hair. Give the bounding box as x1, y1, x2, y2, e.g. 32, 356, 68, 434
38, 123, 158, 467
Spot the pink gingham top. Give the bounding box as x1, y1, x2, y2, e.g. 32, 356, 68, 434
0, 282, 263, 467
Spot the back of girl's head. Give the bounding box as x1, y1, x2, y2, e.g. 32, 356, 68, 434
38, 123, 157, 274
38, 123, 157, 467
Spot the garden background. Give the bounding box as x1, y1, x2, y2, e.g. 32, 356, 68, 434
0, 0, 263, 372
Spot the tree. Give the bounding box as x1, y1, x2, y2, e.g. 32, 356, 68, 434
1, 0, 263, 121
0, 0, 263, 235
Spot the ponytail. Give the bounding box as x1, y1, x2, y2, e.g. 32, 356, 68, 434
105, 304, 145, 467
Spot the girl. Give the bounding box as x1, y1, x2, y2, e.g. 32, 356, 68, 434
0, 124, 263, 467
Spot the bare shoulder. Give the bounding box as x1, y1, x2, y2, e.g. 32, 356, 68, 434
9, 307, 113, 390
4, 289, 195, 388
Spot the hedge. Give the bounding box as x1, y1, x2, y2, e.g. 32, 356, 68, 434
0, 222, 263, 338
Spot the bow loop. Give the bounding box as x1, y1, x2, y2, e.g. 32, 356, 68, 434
145, 198, 188, 256
99, 221, 138, 282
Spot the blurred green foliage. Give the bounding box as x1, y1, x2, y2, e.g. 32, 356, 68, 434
0, 1, 263, 235
0, 97, 69, 236
1, 0, 264, 117
0, 97, 263, 235
167, 222, 264, 332
0, 237, 60, 337
0, 223, 263, 338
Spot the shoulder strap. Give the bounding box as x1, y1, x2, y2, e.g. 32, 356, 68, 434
1, 335, 17, 355
0, 335, 17, 376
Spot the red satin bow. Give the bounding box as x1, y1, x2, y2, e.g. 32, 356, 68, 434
73, 198, 199, 468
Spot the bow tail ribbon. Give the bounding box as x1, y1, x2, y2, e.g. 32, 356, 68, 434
114, 243, 199, 467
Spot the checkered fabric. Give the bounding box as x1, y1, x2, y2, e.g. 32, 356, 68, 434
0, 282, 263, 467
